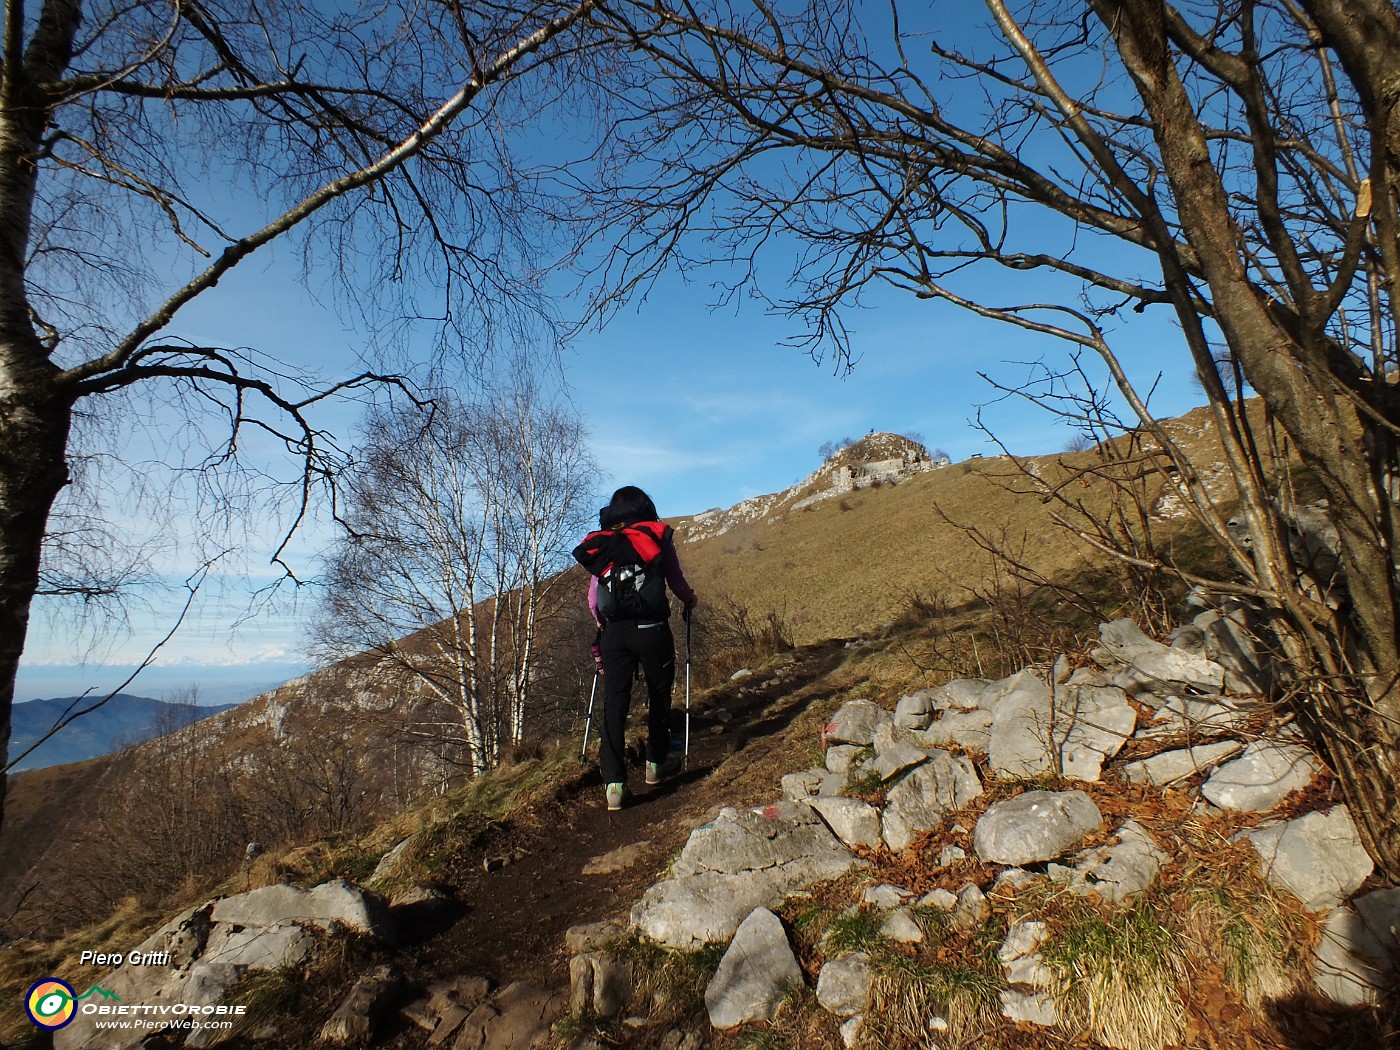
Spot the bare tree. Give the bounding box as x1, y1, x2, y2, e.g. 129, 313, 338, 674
579, 1, 1400, 875
11, 681, 397, 932
316, 375, 597, 774
0, 0, 610, 827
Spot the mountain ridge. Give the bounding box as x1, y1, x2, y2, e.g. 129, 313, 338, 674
9, 694, 238, 772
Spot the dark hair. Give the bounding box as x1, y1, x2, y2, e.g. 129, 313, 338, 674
601, 485, 658, 528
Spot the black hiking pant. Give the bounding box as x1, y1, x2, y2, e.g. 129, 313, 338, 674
598, 618, 675, 784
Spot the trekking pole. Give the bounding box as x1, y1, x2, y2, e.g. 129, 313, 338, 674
683, 606, 693, 767
582, 628, 603, 762
581, 672, 599, 762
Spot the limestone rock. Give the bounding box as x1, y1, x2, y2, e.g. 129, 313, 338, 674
881, 908, 923, 943
400, 998, 441, 1033
934, 845, 967, 869
839, 1014, 863, 1048
704, 908, 804, 1029
974, 791, 1103, 866
999, 921, 1052, 990
1196, 606, 1271, 694
424, 975, 492, 1044
986, 669, 1054, 777
909, 709, 995, 754
863, 884, 912, 908
53, 896, 333, 1050
918, 888, 957, 910
862, 722, 929, 784
825, 744, 863, 776
1241, 807, 1374, 911
565, 921, 624, 954
781, 769, 827, 801
570, 952, 633, 1018
1120, 741, 1243, 785
202, 921, 315, 971
567, 956, 589, 1015
816, 952, 872, 1017
425, 1004, 473, 1046
451, 983, 565, 1050
389, 884, 451, 909
1168, 622, 1205, 653
931, 679, 994, 712
318, 964, 400, 1047
1062, 820, 1166, 903
583, 841, 652, 876
873, 738, 930, 782
988, 667, 1134, 782
809, 796, 883, 849
1140, 694, 1259, 737
369, 837, 413, 887
1054, 682, 1137, 781
1094, 618, 1236, 694
951, 884, 988, 930
824, 700, 890, 746
1202, 741, 1319, 812
210, 879, 391, 938
882, 751, 983, 852
979, 672, 1036, 712
143, 904, 214, 966
1001, 989, 1059, 1026
1313, 889, 1400, 1005
894, 692, 934, 730
632, 806, 861, 948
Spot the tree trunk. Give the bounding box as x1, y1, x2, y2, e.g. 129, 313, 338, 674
0, 345, 73, 826
1100, 0, 1400, 877
0, 0, 81, 828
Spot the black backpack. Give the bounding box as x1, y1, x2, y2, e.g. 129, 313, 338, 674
573, 521, 671, 622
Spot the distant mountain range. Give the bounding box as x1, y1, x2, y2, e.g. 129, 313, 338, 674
9, 694, 239, 771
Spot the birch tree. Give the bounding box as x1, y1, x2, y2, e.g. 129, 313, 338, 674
487, 381, 598, 744
0, 0, 605, 826
316, 382, 596, 774
580, 0, 1400, 876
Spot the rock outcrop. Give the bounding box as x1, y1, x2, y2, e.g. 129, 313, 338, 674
631, 804, 864, 949
571, 613, 1391, 1047
55, 880, 393, 1050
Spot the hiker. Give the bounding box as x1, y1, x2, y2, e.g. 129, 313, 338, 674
573, 486, 697, 811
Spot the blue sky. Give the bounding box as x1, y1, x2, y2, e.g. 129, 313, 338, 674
17, 249, 1204, 706
14, 4, 1212, 705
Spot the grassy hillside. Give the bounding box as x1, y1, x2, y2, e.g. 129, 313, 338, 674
0, 404, 1260, 976
673, 408, 1233, 649
4, 603, 1379, 1050
0, 408, 1242, 936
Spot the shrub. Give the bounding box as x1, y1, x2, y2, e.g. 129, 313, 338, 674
687, 593, 796, 688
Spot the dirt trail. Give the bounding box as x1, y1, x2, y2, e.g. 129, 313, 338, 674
382, 639, 850, 1037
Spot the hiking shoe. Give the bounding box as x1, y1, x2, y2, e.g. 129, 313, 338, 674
645, 754, 683, 785
605, 783, 630, 811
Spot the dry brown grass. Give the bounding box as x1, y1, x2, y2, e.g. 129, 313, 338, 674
0, 895, 172, 1046
672, 407, 1239, 652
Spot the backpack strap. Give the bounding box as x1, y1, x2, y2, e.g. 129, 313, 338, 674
572, 529, 627, 577
619, 521, 668, 564
572, 520, 671, 576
